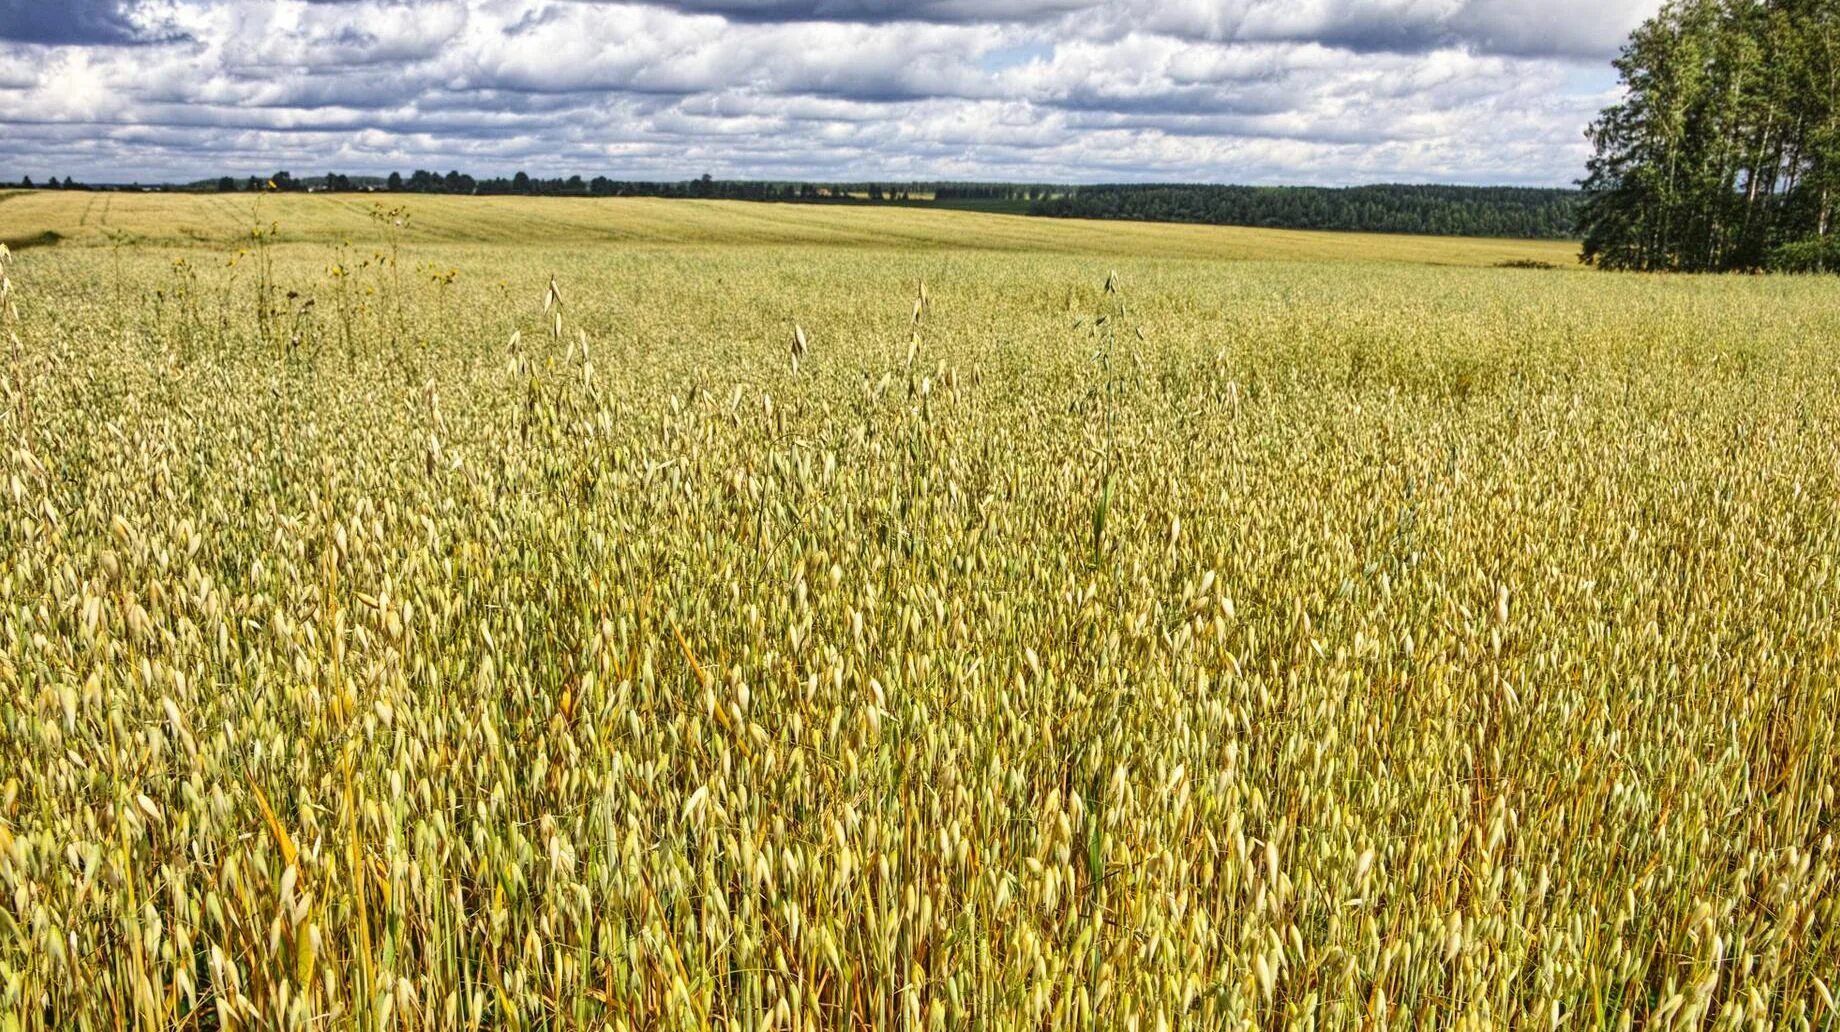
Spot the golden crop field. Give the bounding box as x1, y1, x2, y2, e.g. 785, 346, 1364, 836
0, 190, 1579, 266
1, 192, 1836, 1030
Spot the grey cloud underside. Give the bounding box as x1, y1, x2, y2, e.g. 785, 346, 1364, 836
631, 0, 1092, 25
0, 0, 180, 44
633, 0, 1647, 60
0, 0, 1652, 186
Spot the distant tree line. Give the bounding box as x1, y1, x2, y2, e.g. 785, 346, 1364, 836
12, 168, 1591, 242
200, 170, 957, 201
935, 184, 1061, 201
1028, 184, 1582, 239
1581, 0, 1840, 272
7, 176, 92, 190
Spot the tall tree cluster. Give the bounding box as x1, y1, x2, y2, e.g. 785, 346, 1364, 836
1581, 0, 1840, 272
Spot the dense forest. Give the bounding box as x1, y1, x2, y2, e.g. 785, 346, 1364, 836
1028, 184, 1582, 239
1581, 0, 1840, 272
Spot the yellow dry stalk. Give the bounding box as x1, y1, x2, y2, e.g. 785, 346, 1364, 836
0, 191, 1834, 1029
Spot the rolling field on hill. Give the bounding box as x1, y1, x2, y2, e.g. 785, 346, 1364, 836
0, 191, 1580, 266
1, 193, 1836, 1028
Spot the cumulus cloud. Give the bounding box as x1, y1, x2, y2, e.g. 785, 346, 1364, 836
0, 0, 1658, 185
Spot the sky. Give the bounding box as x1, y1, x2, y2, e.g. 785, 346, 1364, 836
0, 0, 1660, 187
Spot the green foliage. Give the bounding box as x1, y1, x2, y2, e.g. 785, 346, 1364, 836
1767, 234, 1840, 272
1582, 0, 1840, 272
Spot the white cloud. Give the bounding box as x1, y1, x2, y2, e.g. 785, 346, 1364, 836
0, 0, 1661, 184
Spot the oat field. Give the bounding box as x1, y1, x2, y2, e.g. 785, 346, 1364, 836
1, 193, 1837, 1030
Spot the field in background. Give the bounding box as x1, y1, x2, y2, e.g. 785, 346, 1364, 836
0, 191, 1580, 267
1, 196, 1837, 1028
